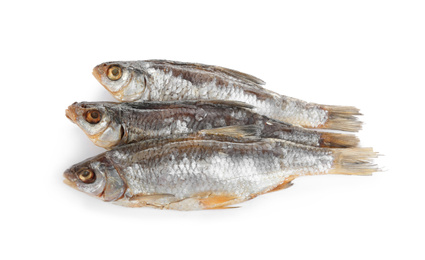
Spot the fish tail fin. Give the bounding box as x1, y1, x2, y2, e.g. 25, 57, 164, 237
329, 147, 379, 176
319, 105, 363, 132
319, 132, 360, 148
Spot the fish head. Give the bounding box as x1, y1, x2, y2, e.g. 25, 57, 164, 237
66, 102, 124, 149
92, 61, 147, 101
64, 157, 126, 202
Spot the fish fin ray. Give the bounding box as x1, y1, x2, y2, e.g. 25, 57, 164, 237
199, 194, 240, 209
198, 125, 261, 139
146, 59, 266, 86
329, 148, 380, 176
213, 66, 266, 85
266, 178, 296, 194
319, 105, 363, 132
129, 194, 175, 202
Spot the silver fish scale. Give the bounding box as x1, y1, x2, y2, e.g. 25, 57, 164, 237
109, 139, 334, 200
123, 105, 245, 140
123, 108, 200, 142
138, 65, 328, 127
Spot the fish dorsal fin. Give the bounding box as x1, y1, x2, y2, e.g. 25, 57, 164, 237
198, 125, 261, 139
212, 65, 266, 86
146, 60, 266, 86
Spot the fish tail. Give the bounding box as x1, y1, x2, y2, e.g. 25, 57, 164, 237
329, 147, 379, 176
319, 105, 363, 132
319, 132, 360, 148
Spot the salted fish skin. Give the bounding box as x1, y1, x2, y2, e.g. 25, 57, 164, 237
66, 100, 359, 149
92, 60, 362, 131
64, 134, 377, 210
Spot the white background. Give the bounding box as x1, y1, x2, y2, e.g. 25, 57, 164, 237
1, 1, 424, 259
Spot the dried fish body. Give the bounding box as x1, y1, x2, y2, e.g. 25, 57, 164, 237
63, 128, 377, 210
66, 100, 358, 149
93, 60, 361, 131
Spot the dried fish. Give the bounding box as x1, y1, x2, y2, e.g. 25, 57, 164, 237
63, 126, 377, 210
66, 100, 358, 149
93, 60, 362, 131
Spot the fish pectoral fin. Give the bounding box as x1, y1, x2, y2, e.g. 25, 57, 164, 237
199, 194, 240, 209
129, 194, 175, 202
266, 177, 296, 194
198, 125, 261, 139
125, 194, 177, 209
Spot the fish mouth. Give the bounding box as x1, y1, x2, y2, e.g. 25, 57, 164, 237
63, 171, 77, 189
65, 104, 77, 123
92, 65, 104, 83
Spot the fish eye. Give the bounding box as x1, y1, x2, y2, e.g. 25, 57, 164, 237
85, 110, 102, 124
77, 169, 96, 184
107, 65, 122, 81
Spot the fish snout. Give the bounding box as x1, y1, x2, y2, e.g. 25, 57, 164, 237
92, 64, 107, 83
63, 170, 77, 189
65, 104, 78, 123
